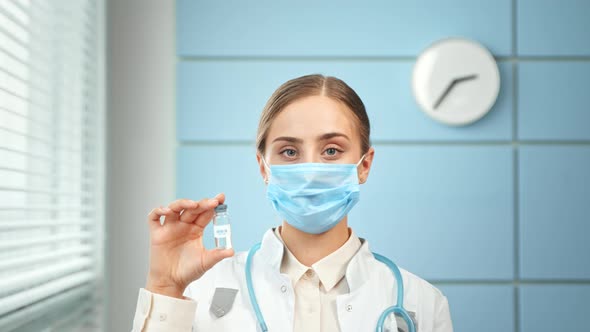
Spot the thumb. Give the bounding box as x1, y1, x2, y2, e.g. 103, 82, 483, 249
201, 248, 235, 272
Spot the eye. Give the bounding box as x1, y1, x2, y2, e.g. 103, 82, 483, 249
325, 148, 338, 156
280, 148, 297, 158
322, 146, 343, 159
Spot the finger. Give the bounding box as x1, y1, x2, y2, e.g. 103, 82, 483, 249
213, 192, 226, 205
185, 193, 224, 225
179, 198, 219, 223
147, 206, 172, 223
166, 199, 198, 222
194, 208, 216, 229
178, 201, 200, 223
201, 248, 235, 272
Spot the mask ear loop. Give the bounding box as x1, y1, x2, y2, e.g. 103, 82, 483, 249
261, 156, 271, 184
356, 154, 367, 167
356, 154, 367, 183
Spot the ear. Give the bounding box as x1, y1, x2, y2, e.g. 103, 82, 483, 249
256, 153, 269, 184
358, 147, 375, 184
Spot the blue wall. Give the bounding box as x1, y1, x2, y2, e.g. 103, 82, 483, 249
175, 1, 590, 331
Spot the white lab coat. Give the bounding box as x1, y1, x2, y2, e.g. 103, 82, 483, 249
180, 229, 453, 332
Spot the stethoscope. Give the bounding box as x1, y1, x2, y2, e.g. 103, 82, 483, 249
245, 242, 417, 332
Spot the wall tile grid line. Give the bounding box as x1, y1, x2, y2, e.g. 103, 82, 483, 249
176, 1, 590, 331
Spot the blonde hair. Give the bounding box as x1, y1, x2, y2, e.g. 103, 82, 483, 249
256, 74, 371, 155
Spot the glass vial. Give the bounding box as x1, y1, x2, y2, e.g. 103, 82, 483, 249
213, 204, 232, 249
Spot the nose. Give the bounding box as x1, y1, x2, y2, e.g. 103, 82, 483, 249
302, 151, 321, 163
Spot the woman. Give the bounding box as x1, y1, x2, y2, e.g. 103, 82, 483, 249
132, 75, 453, 332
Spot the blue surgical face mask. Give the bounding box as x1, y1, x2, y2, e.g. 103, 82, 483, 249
262, 156, 365, 234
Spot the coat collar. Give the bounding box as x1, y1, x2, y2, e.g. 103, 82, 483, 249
258, 228, 284, 271
342, 237, 374, 291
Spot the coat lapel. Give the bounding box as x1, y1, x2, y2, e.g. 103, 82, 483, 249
336, 238, 417, 332
251, 229, 295, 331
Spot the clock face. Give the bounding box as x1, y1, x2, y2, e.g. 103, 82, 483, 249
411, 38, 500, 126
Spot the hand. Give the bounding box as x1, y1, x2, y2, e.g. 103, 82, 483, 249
145, 194, 234, 298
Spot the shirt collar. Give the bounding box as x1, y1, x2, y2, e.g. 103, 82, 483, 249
258, 228, 376, 292
273, 227, 362, 292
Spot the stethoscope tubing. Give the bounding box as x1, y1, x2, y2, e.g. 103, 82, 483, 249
245, 242, 269, 332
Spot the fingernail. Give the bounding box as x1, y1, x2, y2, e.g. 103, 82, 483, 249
162, 207, 171, 212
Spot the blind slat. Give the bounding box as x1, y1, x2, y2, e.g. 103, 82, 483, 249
0, 2, 29, 27
0, 285, 92, 331
0, 86, 50, 112
0, 232, 91, 250
0, 245, 92, 270
0, 257, 92, 297
0, 126, 84, 153
0, 106, 52, 128
0, 46, 51, 81
0, 7, 56, 63
0, 166, 90, 185
0, 146, 69, 163
0, 67, 51, 96
9, 0, 29, 15
0, 271, 94, 317
0, 218, 92, 230
0, 51, 28, 83
45, 305, 95, 332
0, 205, 92, 212
0, 186, 92, 197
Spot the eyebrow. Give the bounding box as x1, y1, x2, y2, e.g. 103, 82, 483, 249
318, 132, 350, 141
271, 136, 304, 144
271, 133, 350, 144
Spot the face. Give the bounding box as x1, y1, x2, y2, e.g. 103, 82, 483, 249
257, 95, 374, 183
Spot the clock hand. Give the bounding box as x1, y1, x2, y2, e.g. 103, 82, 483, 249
433, 82, 456, 110
433, 74, 479, 110
454, 74, 478, 84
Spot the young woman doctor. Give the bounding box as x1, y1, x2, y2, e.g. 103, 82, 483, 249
132, 75, 453, 332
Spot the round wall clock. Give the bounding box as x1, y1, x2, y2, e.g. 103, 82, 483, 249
411, 38, 500, 126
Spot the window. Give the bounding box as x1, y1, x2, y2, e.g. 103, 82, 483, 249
0, 0, 104, 330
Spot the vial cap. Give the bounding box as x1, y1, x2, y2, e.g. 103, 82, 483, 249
214, 204, 227, 213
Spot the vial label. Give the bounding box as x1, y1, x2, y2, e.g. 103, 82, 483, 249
214, 224, 231, 238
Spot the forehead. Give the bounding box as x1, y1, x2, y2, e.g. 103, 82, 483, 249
266, 95, 357, 140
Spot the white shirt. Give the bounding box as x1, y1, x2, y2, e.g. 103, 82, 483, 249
132, 228, 453, 332
275, 227, 361, 332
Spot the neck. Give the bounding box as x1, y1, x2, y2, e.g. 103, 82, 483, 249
279, 218, 351, 267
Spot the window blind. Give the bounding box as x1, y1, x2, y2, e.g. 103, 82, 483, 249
0, 0, 104, 330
